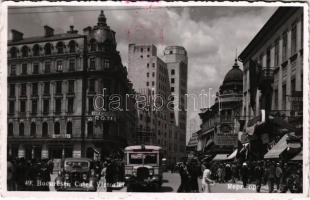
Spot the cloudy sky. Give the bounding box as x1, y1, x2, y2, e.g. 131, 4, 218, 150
8, 5, 277, 142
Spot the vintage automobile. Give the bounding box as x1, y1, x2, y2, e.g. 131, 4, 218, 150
54, 158, 97, 192
124, 145, 163, 192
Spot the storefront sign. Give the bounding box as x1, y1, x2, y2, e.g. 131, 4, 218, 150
92, 111, 117, 121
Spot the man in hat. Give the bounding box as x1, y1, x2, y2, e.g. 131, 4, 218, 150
240, 162, 248, 188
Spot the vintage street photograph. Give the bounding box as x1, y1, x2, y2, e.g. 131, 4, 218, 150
4, 2, 307, 194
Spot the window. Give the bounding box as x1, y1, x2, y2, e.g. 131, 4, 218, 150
20, 100, 26, 113
44, 61, 51, 73
291, 23, 297, 55
9, 101, 15, 114
69, 40, 76, 53
19, 123, 24, 136
20, 83, 27, 97
88, 97, 94, 113
21, 46, 29, 58
33, 44, 40, 56
171, 78, 175, 84
55, 99, 62, 114
44, 43, 52, 55
89, 79, 95, 93
140, 55, 143, 58
147, 63, 149, 68
282, 31, 288, 61
56, 42, 64, 54
147, 47, 150, 52
152, 72, 155, 77
33, 63, 39, 74
282, 84, 286, 110
104, 59, 110, 69
266, 47, 271, 68
21, 63, 27, 75
146, 72, 149, 77
30, 122, 36, 136
171, 69, 175, 75
56, 81, 62, 94
90, 39, 97, 52
69, 59, 75, 71
68, 98, 74, 113
87, 121, 93, 137
274, 39, 279, 67
54, 122, 60, 135
11, 65, 16, 76
43, 99, 49, 114
90, 58, 96, 70
42, 122, 48, 137
8, 123, 13, 136
152, 63, 155, 68
66, 121, 72, 135
32, 83, 38, 96
68, 80, 74, 94
146, 82, 149, 86
56, 60, 63, 72
152, 81, 155, 86
32, 99, 37, 114
9, 84, 15, 97
140, 48, 143, 53
10, 47, 17, 58
43, 82, 50, 95
171, 87, 175, 92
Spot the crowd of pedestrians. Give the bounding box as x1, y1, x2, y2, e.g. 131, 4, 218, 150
176, 157, 303, 193
7, 155, 125, 192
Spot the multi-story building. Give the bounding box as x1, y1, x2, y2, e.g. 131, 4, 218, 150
197, 60, 243, 156
128, 44, 186, 164
7, 11, 137, 163
239, 7, 303, 159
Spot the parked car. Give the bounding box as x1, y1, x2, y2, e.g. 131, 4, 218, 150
54, 158, 97, 192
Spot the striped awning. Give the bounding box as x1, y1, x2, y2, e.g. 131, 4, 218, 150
291, 151, 302, 161
264, 135, 288, 159
212, 154, 228, 161
227, 149, 238, 160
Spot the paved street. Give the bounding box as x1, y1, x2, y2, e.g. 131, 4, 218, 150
50, 172, 275, 193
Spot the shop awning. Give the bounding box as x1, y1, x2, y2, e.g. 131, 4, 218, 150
264, 135, 288, 159
227, 149, 238, 160
291, 151, 302, 161
212, 154, 228, 161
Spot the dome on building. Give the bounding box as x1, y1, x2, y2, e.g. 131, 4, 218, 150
220, 59, 243, 93
223, 59, 243, 84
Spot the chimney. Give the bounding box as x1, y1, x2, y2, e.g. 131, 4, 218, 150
67, 25, 78, 34
11, 29, 23, 41
83, 26, 92, 35
44, 25, 54, 37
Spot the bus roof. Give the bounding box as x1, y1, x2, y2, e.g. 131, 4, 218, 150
124, 145, 162, 151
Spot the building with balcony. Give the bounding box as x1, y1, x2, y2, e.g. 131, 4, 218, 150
7, 11, 137, 162
197, 59, 243, 156
238, 7, 303, 160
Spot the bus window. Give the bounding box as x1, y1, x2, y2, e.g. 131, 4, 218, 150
144, 153, 157, 164
129, 153, 143, 164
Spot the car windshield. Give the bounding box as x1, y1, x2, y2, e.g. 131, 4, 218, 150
128, 153, 157, 164
66, 161, 89, 168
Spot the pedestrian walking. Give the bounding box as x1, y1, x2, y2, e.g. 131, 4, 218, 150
275, 163, 283, 191
177, 160, 190, 193
267, 161, 276, 193
201, 162, 214, 193
240, 162, 248, 188
254, 161, 264, 192
187, 159, 199, 192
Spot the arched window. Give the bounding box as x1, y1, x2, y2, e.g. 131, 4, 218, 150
87, 121, 93, 137
8, 123, 13, 136
56, 42, 64, 54
19, 123, 24, 136
44, 43, 52, 55
33, 44, 40, 56
90, 39, 97, 52
54, 122, 60, 135
68, 40, 76, 53
21, 46, 29, 58
66, 121, 72, 135
42, 122, 48, 137
10, 47, 18, 58
30, 122, 36, 137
